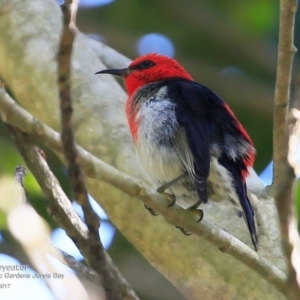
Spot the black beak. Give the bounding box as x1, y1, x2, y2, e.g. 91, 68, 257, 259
95, 68, 130, 77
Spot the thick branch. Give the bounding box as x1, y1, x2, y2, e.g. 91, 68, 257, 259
0, 85, 287, 294
0, 1, 286, 297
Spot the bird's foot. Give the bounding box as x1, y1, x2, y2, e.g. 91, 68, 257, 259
155, 174, 187, 209
145, 191, 176, 216
144, 204, 160, 216
187, 200, 203, 222
175, 226, 192, 236
144, 188, 177, 216
188, 207, 204, 223
175, 202, 204, 236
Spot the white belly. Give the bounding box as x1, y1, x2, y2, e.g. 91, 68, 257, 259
134, 97, 184, 187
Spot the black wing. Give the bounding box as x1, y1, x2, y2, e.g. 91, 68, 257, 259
165, 78, 257, 248
169, 82, 211, 203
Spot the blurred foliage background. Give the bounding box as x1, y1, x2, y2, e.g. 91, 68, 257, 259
1, 0, 300, 299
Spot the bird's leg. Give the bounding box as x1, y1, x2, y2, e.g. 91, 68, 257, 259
157, 173, 187, 206
157, 173, 187, 193
145, 173, 187, 216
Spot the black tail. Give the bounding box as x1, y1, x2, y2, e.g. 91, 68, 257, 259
238, 183, 258, 251
219, 157, 258, 250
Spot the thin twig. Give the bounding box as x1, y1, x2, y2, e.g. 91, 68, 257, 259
273, 0, 297, 186
57, 2, 124, 299
273, 0, 299, 298
275, 162, 298, 299
6, 126, 139, 300
60, 249, 139, 300
60, 250, 102, 286
58, 0, 88, 210
0, 86, 287, 294
0, 146, 86, 299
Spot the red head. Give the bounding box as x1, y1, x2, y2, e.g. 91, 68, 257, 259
96, 53, 193, 96
96, 54, 193, 142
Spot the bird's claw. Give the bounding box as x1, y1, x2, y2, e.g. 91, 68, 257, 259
144, 190, 176, 216
144, 204, 160, 216
189, 208, 204, 223
186, 200, 203, 222
175, 208, 203, 236
175, 226, 192, 236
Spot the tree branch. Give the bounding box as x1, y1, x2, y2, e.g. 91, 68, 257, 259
6, 126, 139, 300
273, 0, 297, 187
272, 1, 299, 298
0, 1, 287, 297
60, 250, 102, 286
0, 85, 287, 295
57, 2, 125, 299
0, 157, 90, 299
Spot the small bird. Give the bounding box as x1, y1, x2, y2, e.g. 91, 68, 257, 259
96, 53, 258, 250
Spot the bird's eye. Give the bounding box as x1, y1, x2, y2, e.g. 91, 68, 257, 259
130, 60, 155, 70
132, 60, 155, 70
141, 60, 155, 69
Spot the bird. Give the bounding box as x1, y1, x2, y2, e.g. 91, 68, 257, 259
96, 53, 258, 250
